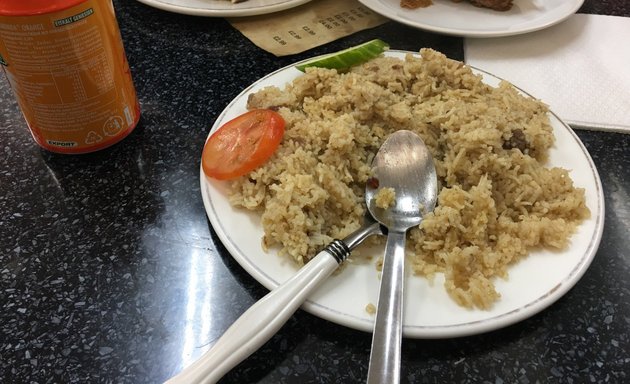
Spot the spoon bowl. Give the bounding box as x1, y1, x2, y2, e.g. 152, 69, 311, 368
365, 131, 438, 231
365, 130, 438, 384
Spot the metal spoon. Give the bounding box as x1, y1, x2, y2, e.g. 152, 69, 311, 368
365, 130, 438, 384
165, 206, 384, 384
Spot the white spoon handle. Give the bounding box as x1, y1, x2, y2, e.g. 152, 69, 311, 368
164, 250, 339, 384
367, 230, 406, 384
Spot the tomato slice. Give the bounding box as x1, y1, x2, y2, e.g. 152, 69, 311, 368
202, 109, 285, 180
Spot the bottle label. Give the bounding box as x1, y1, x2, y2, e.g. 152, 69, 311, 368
0, 0, 140, 154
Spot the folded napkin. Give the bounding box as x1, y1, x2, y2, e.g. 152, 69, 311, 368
465, 14, 630, 133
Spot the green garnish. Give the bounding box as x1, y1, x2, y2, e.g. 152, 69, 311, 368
295, 39, 390, 72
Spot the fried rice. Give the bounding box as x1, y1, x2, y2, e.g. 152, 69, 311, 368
227, 48, 589, 309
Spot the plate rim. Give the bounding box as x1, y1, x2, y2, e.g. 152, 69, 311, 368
135, 0, 313, 17
199, 50, 605, 338
356, 0, 585, 37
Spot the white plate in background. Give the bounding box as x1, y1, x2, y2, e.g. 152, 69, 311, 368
356, 0, 584, 37
136, 0, 312, 17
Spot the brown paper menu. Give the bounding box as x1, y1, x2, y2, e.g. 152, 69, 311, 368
228, 0, 389, 56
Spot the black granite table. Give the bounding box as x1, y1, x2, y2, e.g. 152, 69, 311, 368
1, 0, 629, 383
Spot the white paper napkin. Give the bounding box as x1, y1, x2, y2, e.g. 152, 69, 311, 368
464, 14, 630, 133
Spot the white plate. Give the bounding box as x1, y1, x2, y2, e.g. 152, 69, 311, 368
136, 0, 312, 17
200, 50, 604, 338
356, 0, 584, 37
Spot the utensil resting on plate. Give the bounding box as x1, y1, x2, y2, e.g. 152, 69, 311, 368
365, 130, 438, 384
165, 165, 393, 383
165, 217, 383, 383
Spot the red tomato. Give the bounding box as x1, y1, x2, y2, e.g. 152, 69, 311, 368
202, 109, 285, 180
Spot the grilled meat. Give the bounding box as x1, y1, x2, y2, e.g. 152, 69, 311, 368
402, 0, 514, 11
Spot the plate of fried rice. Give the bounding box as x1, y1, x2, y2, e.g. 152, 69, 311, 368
200, 49, 604, 338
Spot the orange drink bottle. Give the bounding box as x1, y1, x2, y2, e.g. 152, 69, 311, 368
0, 0, 140, 154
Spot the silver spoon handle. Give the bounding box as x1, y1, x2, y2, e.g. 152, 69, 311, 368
367, 230, 406, 384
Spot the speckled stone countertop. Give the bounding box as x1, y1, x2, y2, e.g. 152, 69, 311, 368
1, 0, 629, 383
